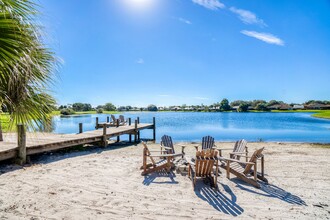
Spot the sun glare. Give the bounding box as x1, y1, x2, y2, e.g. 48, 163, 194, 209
123, 0, 156, 11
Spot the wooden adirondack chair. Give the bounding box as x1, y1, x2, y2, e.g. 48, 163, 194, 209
119, 115, 127, 125
195, 135, 216, 151
220, 147, 267, 188
141, 142, 182, 176
160, 135, 186, 156
218, 139, 248, 161
111, 115, 117, 124
188, 149, 219, 189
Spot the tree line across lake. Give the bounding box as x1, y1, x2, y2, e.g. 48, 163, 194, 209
56, 99, 330, 115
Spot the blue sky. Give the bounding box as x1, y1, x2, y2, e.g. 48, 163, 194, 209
41, 0, 330, 107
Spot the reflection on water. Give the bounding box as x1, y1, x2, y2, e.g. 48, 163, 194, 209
50, 112, 330, 143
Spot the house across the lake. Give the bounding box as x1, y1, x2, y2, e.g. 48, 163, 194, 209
305, 104, 330, 110
293, 104, 305, 110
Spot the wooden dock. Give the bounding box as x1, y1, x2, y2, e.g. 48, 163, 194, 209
0, 117, 156, 164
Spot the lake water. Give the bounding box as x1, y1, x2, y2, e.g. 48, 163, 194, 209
51, 112, 330, 143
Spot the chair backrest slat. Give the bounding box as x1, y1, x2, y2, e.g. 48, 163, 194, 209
231, 139, 247, 160
161, 135, 175, 154
243, 147, 264, 174
202, 136, 215, 150
195, 149, 218, 177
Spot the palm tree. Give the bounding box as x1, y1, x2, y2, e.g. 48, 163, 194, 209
0, 0, 58, 131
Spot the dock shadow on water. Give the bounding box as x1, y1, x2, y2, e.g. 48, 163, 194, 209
142, 171, 178, 186
195, 183, 244, 216
232, 179, 306, 206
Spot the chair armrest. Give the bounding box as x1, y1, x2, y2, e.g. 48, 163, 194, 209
229, 152, 247, 155
185, 156, 195, 166
149, 150, 168, 153
149, 153, 183, 157
217, 148, 233, 151
218, 156, 255, 165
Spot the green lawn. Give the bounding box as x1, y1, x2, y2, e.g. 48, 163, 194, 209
0, 113, 11, 132
311, 110, 330, 119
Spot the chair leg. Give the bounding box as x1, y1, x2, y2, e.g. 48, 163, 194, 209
261, 156, 265, 179
254, 163, 257, 181
226, 160, 230, 178
214, 161, 218, 187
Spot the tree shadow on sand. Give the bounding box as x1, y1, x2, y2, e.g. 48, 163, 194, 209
194, 182, 244, 216
232, 178, 307, 206
142, 170, 179, 186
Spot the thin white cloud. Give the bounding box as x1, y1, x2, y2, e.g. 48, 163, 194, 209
241, 30, 285, 46
192, 0, 225, 10
230, 7, 266, 27
194, 97, 209, 100
135, 58, 144, 64
159, 94, 170, 97
178, 17, 192, 25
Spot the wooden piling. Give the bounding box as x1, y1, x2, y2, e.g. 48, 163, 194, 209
116, 119, 119, 127
137, 117, 140, 141
79, 123, 83, 134
153, 117, 156, 142
128, 118, 132, 143
17, 124, 26, 165
95, 117, 99, 129
134, 120, 137, 143
102, 124, 107, 147
107, 116, 110, 123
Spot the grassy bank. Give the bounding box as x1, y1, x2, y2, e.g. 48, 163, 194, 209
311, 110, 330, 119
270, 110, 330, 119
0, 113, 11, 132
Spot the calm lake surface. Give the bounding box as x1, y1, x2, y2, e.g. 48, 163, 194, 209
51, 112, 330, 143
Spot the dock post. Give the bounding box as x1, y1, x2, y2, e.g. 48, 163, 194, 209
102, 124, 107, 147
0, 121, 3, 141
137, 117, 140, 141
79, 123, 83, 134
134, 120, 138, 143
116, 119, 119, 127
107, 116, 110, 123
17, 124, 26, 165
153, 117, 156, 143
95, 117, 99, 129
128, 118, 132, 143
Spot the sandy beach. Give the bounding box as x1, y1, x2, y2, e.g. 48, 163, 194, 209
0, 141, 329, 219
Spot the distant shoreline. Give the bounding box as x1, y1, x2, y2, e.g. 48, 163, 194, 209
53, 110, 330, 120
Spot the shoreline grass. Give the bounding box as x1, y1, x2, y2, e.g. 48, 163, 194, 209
311, 110, 330, 119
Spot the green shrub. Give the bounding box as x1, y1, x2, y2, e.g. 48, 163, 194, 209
60, 108, 75, 115
96, 108, 103, 113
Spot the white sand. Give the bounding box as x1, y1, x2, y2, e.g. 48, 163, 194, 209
0, 142, 329, 219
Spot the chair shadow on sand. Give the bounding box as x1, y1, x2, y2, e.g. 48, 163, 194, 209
142, 170, 179, 186
232, 178, 307, 206
195, 182, 244, 217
